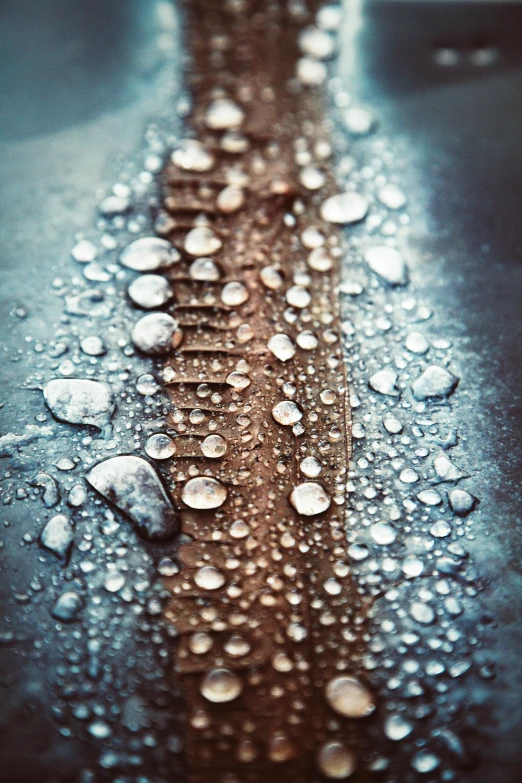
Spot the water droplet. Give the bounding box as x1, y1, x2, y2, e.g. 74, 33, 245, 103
267, 732, 296, 763
286, 285, 311, 309
224, 635, 251, 657
320, 192, 369, 225
145, 433, 176, 460
72, 239, 97, 263
99, 194, 130, 216
299, 26, 335, 59
87, 456, 179, 541
44, 379, 114, 429
226, 371, 251, 389
189, 257, 220, 281
200, 434, 227, 458
300, 456, 322, 478
260, 265, 284, 289
402, 555, 424, 577
194, 566, 225, 590
410, 601, 436, 625
205, 98, 245, 130
104, 571, 125, 593
217, 185, 245, 213
344, 106, 375, 136
290, 482, 330, 516
272, 401, 303, 426
370, 521, 397, 545
128, 274, 172, 309
296, 330, 319, 350
184, 226, 222, 256
51, 591, 83, 622
80, 336, 106, 356
221, 281, 249, 306
300, 166, 326, 190
416, 488, 442, 506
378, 183, 407, 210
181, 476, 227, 509
172, 139, 214, 172
383, 416, 403, 434
364, 246, 408, 286
308, 246, 333, 271
405, 331, 429, 354
400, 468, 419, 484
412, 365, 459, 400
268, 334, 296, 362
131, 313, 182, 355
369, 369, 400, 397
120, 237, 179, 272
430, 519, 451, 538
136, 373, 160, 395
40, 514, 73, 559
448, 488, 476, 516
200, 668, 242, 703
412, 750, 440, 774
317, 741, 356, 779
189, 632, 213, 654
384, 714, 413, 741
434, 454, 464, 482
297, 57, 327, 86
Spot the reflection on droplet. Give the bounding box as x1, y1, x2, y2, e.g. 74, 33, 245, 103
200, 668, 242, 703
200, 434, 227, 458
268, 333, 296, 362
272, 401, 303, 426
317, 741, 356, 779
182, 477, 227, 509
194, 566, 225, 591
289, 482, 331, 516
325, 675, 375, 718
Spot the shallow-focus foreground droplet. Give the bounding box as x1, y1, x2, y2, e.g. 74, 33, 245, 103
268, 333, 296, 362
172, 139, 214, 172
120, 237, 179, 272
86, 456, 180, 541
320, 192, 369, 225
200, 668, 242, 703
325, 675, 375, 718
317, 741, 356, 779
128, 274, 172, 309
364, 245, 408, 286
131, 313, 182, 356
184, 226, 222, 256
44, 379, 114, 429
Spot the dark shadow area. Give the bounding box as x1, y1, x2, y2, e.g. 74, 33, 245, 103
0, 0, 166, 140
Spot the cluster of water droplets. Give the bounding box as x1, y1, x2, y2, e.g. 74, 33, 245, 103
321, 65, 484, 782
0, 82, 201, 775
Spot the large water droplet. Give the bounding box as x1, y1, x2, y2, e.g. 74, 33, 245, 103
200, 668, 242, 703
325, 675, 375, 718
181, 476, 227, 509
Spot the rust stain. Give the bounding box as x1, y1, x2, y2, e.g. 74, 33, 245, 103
160, 1, 373, 780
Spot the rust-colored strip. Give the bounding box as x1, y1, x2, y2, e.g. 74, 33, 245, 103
162, 1, 372, 780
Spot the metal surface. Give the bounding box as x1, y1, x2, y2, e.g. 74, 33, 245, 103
0, 1, 521, 781
351, 3, 522, 780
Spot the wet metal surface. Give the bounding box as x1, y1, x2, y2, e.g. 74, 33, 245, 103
0, 1, 521, 781
0, 2, 180, 779
350, 3, 522, 780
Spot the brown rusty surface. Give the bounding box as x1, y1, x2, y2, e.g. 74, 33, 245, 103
161, 1, 372, 780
